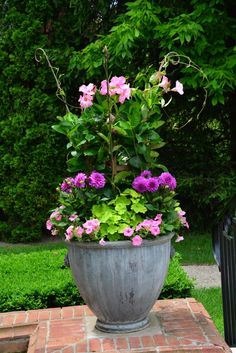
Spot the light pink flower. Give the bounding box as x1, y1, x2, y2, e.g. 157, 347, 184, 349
50, 211, 62, 221
119, 84, 131, 103
46, 219, 53, 230
150, 226, 160, 236
99, 238, 106, 246
75, 226, 83, 237
159, 76, 171, 92
79, 94, 93, 109
171, 80, 184, 95
51, 228, 59, 236
100, 80, 109, 95
132, 235, 143, 246
79, 83, 96, 95
154, 214, 162, 223
83, 219, 100, 232
65, 225, 74, 241
175, 235, 184, 242
123, 227, 134, 237
177, 210, 189, 229
69, 214, 78, 221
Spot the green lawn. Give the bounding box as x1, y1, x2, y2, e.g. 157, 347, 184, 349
174, 231, 216, 265
191, 288, 223, 336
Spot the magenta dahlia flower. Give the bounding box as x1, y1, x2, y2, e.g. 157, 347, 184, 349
88, 171, 106, 189
158, 172, 177, 190
132, 176, 147, 193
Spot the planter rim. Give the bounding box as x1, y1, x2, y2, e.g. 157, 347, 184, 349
66, 233, 174, 249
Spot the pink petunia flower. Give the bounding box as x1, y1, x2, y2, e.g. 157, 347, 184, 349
99, 238, 106, 246
175, 235, 184, 242
123, 227, 134, 237
69, 214, 78, 222
65, 225, 74, 241
75, 226, 84, 237
177, 210, 189, 229
132, 235, 143, 246
46, 219, 53, 230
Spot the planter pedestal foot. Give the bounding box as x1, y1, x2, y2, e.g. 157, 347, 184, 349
95, 316, 150, 333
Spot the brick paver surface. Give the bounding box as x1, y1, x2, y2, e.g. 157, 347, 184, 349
0, 298, 231, 353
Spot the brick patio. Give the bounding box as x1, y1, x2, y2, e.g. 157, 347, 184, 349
0, 298, 231, 353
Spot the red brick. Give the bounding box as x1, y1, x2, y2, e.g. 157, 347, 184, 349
28, 310, 40, 323
141, 335, 155, 347
102, 337, 116, 351
89, 338, 101, 352
75, 341, 87, 352
73, 306, 85, 317
128, 336, 141, 349
50, 308, 62, 320
2, 313, 16, 326
153, 334, 167, 346
15, 312, 27, 324
115, 337, 128, 350
166, 336, 180, 346
61, 346, 75, 353
62, 307, 75, 319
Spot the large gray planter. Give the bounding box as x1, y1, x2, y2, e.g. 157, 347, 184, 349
67, 234, 173, 333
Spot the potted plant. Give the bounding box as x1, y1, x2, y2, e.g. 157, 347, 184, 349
43, 49, 189, 333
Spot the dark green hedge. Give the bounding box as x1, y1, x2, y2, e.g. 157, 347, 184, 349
0, 247, 193, 312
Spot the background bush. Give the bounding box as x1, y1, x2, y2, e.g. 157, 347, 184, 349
0, 246, 193, 312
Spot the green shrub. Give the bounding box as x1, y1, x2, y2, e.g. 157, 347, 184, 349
0, 248, 193, 312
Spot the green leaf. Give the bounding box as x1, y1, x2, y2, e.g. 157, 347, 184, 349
129, 156, 142, 168
97, 132, 109, 144
114, 171, 133, 184
131, 203, 147, 213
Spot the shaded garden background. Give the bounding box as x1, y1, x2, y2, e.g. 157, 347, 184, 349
0, 0, 236, 242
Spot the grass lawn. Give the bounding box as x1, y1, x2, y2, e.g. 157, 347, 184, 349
191, 287, 224, 336
174, 231, 216, 265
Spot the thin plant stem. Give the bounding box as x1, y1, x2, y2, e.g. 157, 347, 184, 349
35, 48, 70, 114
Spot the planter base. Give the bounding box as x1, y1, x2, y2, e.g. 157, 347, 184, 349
95, 316, 150, 333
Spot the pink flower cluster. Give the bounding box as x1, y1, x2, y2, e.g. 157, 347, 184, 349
159, 76, 184, 95
65, 218, 100, 241
78, 83, 96, 109
132, 170, 176, 193
100, 76, 131, 104
78, 76, 131, 109
123, 214, 163, 246
46, 206, 65, 233
177, 210, 189, 229
60, 171, 106, 193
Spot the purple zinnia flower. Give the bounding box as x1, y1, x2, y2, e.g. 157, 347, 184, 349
132, 176, 147, 193
146, 177, 159, 192
158, 172, 177, 190
74, 172, 87, 188
88, 171, 106, 189
60, 177, 74, 193
140, 170, 152, 178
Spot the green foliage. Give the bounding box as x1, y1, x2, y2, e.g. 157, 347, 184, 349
0, 248, 193, 312
0, 0, 126, 242
160, 253, 194, 299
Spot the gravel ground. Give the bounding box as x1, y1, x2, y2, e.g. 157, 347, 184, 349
182, 265, 221, 288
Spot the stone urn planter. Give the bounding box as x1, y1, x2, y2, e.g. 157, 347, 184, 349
67, 233, 173, 333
